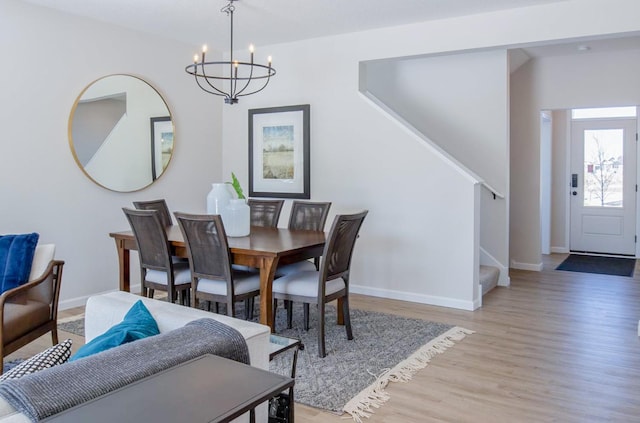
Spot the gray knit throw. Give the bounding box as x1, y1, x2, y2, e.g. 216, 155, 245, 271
0, 318, 249, 421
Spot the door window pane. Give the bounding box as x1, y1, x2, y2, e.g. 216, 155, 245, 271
572, 106, 637, 119
583, 129, 624, 207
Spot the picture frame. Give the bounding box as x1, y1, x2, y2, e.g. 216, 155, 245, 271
150, 116, 173, 180
249, 104, 310, 199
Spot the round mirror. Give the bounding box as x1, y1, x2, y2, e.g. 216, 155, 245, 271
69, 74, 174, 192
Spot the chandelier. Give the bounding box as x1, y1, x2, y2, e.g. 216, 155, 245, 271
185, 0, 276, 104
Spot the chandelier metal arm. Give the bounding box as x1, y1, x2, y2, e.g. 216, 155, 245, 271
233, 59, 255, 97
185, 64, 231, 99
237, 74, 273, 97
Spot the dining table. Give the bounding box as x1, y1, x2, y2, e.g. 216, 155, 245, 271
109, 225, 325, 331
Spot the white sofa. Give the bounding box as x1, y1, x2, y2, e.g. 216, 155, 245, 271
0, 291, 272, 422
84, 291, 271, 371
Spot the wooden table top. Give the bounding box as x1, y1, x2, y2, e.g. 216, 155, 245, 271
110, 225, 326, 257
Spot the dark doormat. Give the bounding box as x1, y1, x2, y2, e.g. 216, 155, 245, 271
556, 254, 636, 277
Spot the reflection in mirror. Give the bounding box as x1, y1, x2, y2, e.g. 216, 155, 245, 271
69, 75, 174, 192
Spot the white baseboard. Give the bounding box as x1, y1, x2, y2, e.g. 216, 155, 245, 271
499, 274, 511, 287
350, 284, 477, 311
475, 285, 483, 309
510, 260, 543, 271
551, 246, 569, 254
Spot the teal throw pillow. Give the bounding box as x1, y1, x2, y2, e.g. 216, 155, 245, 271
70, 300, 159, 361
0, 233, 39, 294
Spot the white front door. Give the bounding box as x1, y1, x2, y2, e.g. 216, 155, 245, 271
570, 118, 637, 255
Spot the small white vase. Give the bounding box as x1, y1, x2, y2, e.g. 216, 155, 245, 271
224, 199, 250, 237
206, 183, 233, 215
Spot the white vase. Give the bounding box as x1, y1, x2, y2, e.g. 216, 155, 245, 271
206, 183, 233, 215
224, 199, 250, 237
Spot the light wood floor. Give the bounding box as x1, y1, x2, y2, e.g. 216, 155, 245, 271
8, 254, 640, 422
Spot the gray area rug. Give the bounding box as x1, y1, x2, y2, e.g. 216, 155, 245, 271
58, 303, 472, 420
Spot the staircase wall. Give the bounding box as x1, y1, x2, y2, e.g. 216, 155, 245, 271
362, 51, 510, 272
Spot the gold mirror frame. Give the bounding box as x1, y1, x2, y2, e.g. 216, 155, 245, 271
68, 74, 174, 192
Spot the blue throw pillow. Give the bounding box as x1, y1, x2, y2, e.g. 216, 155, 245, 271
70, 300, 160, 361
0, 233, 39, 294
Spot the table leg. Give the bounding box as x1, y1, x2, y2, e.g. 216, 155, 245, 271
259, 256, 279, 332
336, 298, 345, 325
114, 239, 131, 292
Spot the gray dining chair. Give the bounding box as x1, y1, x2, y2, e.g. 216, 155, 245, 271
247, 199, 285, 228
277, 201, 332, 275
272, 210, 368, 357
122, 208, 191, 305
275, 201, 332, 328
133, 199, 173, 227
174, 212, 261, 320
133, 199, 188, 264
233, 199, 285, 273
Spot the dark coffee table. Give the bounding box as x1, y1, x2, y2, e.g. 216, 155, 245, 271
42, 354, 294, 423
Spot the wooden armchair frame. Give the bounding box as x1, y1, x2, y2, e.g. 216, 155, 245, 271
0, 259, 64, 372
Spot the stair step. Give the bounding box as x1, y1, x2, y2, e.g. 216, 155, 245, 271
480, 265, 500, 295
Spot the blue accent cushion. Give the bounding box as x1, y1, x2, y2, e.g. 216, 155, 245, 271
70, 300, 159, 361
0, 233, 39, 294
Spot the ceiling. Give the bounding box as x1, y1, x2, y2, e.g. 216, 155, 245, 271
19, 0, 640, 63
20, 0, 570, 49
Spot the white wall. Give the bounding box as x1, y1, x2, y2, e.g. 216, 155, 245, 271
551, 110, 570, 253
363, 51, 508, 192
4, 0, 640, 311
361, 50, 510, 272
511, 48, 640, 268
540, 111, 552, 255
221, 38, 481, 310
220, 0, 640, 309
0, 0, 223, 308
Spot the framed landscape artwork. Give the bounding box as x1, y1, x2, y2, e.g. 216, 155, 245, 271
248, 104, 310, 199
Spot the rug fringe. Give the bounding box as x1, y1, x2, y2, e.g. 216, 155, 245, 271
342, 326, 474, 423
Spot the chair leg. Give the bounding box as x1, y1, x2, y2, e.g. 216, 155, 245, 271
214, 302, 219, 313
228, 301, 235, 318
51, 328, 59, 346
249, 298, 255, 320
317, 302, 326, 358
286, 301, 293, 329
272, 299, 278, 329
244, 299, 251, 320
149, 288, 155, 299
342, 296, 353, 340
303, 303, 310, 331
